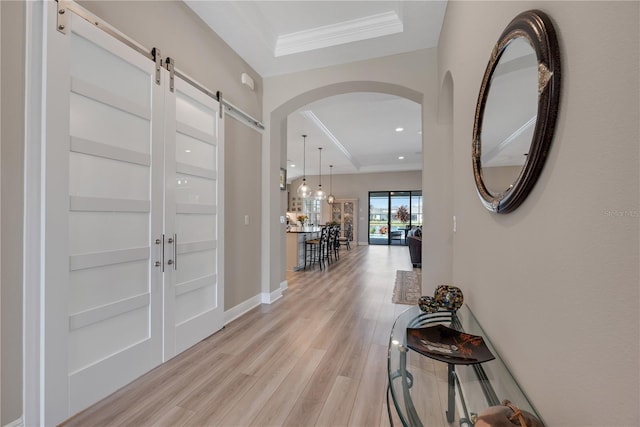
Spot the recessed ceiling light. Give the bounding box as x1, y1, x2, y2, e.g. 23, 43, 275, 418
185, 149, 191, 153
398, 156, 405, 160
290, 164, 296, 167
395, 127, 404, 132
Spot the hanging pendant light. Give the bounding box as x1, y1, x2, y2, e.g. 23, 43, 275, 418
296, 134, 312, 198
314, 147, 327, 201
327, 164, 335, 204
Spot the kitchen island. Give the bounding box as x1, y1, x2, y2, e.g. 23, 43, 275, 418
286, 227, 321, 271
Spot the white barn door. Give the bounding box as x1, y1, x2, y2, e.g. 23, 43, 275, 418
44, 11, 164, 416
163, 75, 224, 358
42, 5, 223, 422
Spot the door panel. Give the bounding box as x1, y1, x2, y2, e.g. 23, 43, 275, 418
176, 214, 216, 242
176, 283, 218, 321
176, 133, 216, 169
68, 306, 150, 372
175, 174, 216, 205
390, 192, 411, 246
69, 26, 150, 108
44, 11, 163, 417
175, 92, 217, 132
69, 93, 150, 151
69, 212, 149, 254
369, 192, 390, 245
176, 250, 217, 281
164, 77, 224, 358
68, 261, 149, 312
69, 153, 150, 199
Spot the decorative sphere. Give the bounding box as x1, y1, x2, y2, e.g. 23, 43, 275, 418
418, 296, 439, 313
434, 285, 464, 311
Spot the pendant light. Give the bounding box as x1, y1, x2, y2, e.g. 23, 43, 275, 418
314, 147, 327, 201
327, 164, 335, 204
296, 134, 312, 198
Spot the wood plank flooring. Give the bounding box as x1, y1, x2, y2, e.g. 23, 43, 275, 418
61, 245, 444, 427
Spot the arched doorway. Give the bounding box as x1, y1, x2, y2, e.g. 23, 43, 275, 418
264, 81, 424, 294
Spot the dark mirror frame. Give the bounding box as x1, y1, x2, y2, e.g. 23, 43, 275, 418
472, 10, 561, 213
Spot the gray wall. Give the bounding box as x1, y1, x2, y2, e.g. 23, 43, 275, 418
289, 170, 422, 244
439, 1, 639, 425
1, 1, 25, 423
223, 118, 262, 309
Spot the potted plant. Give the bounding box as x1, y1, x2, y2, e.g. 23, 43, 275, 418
395, 205, 409, 224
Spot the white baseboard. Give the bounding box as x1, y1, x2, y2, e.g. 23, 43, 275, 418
358, 241, 369, 246
4, 417, 24, 427
224, 281, 288, 325
224, 294, 262, 325
261, 280, 287, 304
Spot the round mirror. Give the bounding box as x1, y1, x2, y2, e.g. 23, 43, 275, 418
481, 37, 538, 194
472, 10, 561, 213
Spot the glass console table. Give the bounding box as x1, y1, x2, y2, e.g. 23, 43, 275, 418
387, 305, 544, 426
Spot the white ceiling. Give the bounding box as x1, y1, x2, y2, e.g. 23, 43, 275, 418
184, 1, 448, 182
286, 93, 422, 181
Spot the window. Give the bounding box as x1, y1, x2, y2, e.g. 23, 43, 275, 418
304, 198, 323, 226
368, 191, 422, 245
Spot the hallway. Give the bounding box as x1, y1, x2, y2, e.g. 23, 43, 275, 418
61, 245, 431, 426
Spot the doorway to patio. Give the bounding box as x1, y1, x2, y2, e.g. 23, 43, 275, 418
368, 191, 422, 245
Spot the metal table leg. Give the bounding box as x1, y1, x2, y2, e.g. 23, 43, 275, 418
398, 346, 423, 427
446, 363, 456, 423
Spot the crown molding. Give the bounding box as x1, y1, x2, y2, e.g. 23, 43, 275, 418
275, 11, 403, 57
301, 110, 361, 171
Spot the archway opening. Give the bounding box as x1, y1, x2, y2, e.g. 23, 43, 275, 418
266, 81, 425, 284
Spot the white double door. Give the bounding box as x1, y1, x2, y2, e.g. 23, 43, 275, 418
42, 8, 224, 421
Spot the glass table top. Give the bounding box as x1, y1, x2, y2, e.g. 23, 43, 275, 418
387, 305, 544, 427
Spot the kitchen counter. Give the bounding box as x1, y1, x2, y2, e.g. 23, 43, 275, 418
286, 227, 321, 270
287, 226, 322, 233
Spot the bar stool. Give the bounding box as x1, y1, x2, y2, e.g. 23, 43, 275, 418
338, 223, 352, 250
304, 227, 327, 270
327, 226, 339, 262
322, 226, 334, 265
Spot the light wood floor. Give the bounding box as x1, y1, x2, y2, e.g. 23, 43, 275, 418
62, 245, 441, 427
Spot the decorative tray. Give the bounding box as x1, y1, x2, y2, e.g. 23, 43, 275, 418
406, 324, 495, 365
